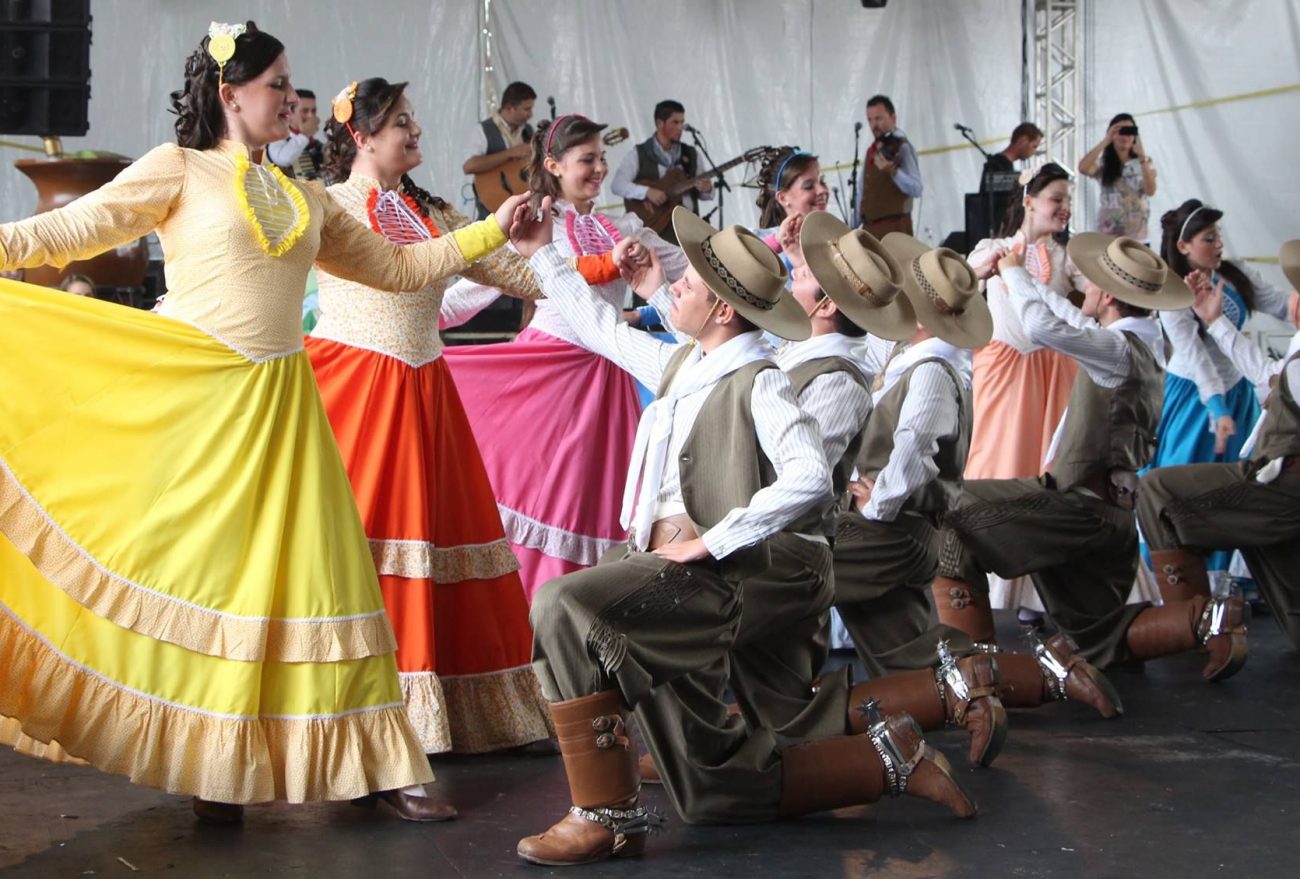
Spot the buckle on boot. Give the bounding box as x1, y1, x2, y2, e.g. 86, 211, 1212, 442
1199, 597, 1242, 644
1029, 633, 1070, 702
862, 700, 923, 797
591, 714, 630, 750
568, 804, 667, 849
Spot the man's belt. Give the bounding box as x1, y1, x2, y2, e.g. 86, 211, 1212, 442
648, 513, 700, 550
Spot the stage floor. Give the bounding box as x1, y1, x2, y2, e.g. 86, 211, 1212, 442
2, 613, 1296, 878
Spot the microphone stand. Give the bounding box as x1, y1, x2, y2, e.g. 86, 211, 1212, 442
957, 126, 991, 159
847, 123, 862, 227
689, 126, 728, 228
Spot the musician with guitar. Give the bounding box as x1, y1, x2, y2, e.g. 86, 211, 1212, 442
611, 100, 713, 245
463, 81, 537, 218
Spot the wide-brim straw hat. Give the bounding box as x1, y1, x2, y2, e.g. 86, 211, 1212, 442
1068, 233, 1192, 310
800, 211, 917, 341
673, 207, 810, 341
881, 233, 993, 349
1280, 239, 1300, 291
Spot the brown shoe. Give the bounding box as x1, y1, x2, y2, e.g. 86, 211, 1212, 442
638, 752, 662, 785
781, 707, 976, 819
1198, 595, 1248, 682
931, 577, 997, 645
192, 798, 244, 825
847, 644, 1007, 767
1034, 633, 1123, 718
351, 789, 457, 822
1149, 549, 1210, 603
516, 690, 663, 866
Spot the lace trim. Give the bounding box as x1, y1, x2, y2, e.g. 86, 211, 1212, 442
367, 188, 441, 244
232, 152, 310, 257
369, 537, 519, 582
497, 504, 624, 567
399, 667, 554, 754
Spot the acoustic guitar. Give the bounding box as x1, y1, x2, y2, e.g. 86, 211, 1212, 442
623, 146, 780, 233
473, 127, 629, 212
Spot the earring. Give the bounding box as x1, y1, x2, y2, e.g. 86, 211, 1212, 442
366, 144, 374, 152
231, 103, 240, 111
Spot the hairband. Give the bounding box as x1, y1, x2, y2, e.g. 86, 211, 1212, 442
545, 113, 588, 154
1179, 204, 1210, 241
207, 21, 246, 89
332, 81, 359, 142
774, 149, 811, 189
1017, 160, 1071, 198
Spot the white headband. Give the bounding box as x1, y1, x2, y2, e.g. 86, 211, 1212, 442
1179, 205, 1211, 242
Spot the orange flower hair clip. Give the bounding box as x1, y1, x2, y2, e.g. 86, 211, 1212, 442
332, 81, 360, 142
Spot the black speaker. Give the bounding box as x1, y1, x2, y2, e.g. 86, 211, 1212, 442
0, 0, 92, 136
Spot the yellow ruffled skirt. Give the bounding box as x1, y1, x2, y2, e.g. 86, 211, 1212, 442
0, 280, 432, 803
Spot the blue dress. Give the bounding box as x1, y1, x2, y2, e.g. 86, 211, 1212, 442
1149, 280, 1259, 575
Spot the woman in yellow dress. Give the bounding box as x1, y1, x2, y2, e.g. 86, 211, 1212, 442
0, 21, 525, 824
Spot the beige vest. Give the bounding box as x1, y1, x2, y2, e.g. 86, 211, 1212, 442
861, 138, 912, 223
854, 357, 971, 515
1050, 330, 1163, 491
787, 356, 872, 536
1255, 351, 1300, 461
657, 346, 819, 580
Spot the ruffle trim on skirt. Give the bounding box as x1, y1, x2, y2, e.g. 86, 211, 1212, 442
400, 666, 554, 755
369, 537, 520, 583
0, 607, 433, 803
497, 504, 623, 568
0, 716, 86, 765
0, 459, 396, 665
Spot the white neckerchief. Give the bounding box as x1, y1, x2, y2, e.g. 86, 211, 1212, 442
1043, 315, 1164, 468
776, 332, 875, 383
622, 331, 774, 548
874, 336, 970, 404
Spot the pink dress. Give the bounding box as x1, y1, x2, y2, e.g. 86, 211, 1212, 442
966, 232, 1087, 612
442, 201, 687, 602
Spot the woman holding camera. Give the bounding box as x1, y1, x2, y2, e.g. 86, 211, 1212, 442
1079, 113, 1157, 242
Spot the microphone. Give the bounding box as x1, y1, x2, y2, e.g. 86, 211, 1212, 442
684, 123, 698, 133
854, 121, 862, 133
546, 96, 556, 119
953, 123, 973, 134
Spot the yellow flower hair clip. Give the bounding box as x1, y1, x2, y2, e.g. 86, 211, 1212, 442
332, 81, 358, 124
207, 21, 247, 88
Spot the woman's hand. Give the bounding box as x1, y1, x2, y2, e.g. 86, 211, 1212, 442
613, 236, 650, 273
621, 247, 667, 299
1213, 415, 1236, 456
1189, 270, 1224, 324
778, 211, 806, 267
506, 194, 551, 258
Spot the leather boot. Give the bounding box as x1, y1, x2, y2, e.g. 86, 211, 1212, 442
1149, 549, 1211, 604
1125, 595, 1247, 682
517, 690, 662, 866
996, 634, 1123, 718
638, 752, 661, 785
931, 577, 997, 646
192, 798, 244, 825
351, 789, 457, 822
781, 707, 977, 819
846, 645, 1007, 767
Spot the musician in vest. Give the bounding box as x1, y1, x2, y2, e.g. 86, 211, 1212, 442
610, 100, 713, 246
859, 95, 922, 237
936, 235, 1250, 712
462, 81, 536, 218
508, 205, 977, 865
1140, 240, 1300, 652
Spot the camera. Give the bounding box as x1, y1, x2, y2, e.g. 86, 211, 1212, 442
1118, 125, 1139, 137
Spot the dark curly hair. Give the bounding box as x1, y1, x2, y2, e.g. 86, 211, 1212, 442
526, 115, 607, 212
169, 22, 285, 150
998, 161, 1070, 237
755, 147, 818, 228
320, 77, 445, 213
1160, 199, 1255, 314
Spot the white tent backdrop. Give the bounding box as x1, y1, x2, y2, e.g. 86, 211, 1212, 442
0, 0, 1295, 287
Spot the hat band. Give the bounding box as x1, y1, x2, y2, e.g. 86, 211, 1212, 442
829, 245, 891, 308
700, 237, 775, 312
1100, 250, 1162, 293
911, 258, 965, 317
